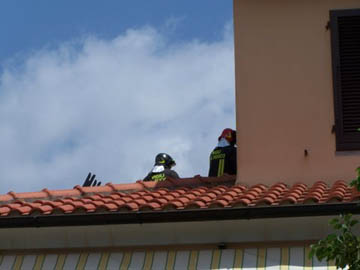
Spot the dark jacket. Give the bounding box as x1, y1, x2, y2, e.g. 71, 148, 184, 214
143, 169, 180, 182
208, 145, 237, 177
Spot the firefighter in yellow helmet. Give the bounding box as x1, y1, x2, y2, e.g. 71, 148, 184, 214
208, 128, 237, 177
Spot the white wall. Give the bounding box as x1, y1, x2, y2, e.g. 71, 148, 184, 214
0, 216, 351, 250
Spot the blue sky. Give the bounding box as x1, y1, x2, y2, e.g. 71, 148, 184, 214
0, 1, 235, 193
0, 1, 232, 66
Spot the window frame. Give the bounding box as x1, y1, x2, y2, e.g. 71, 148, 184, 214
330, 8, 360, 151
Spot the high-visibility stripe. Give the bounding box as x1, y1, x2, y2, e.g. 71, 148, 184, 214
120, 251, 132, 270
217, 159, 222, 176
76, 253, 88, 270
280, 247, 289, 270
218, 159, 222, 176
165, 251, 175, 270
188, 250, 198, 270
221, 159, 225, 176
233, 249, 243, 269
221, 159, 224, 176
12, 255, 24, 270
33, 254, 45, 270
143, 251, 154, 270
304, 246, 312, 270
97, 252, 110, 270
55, 254, 66, 270
257, 248, 266, 270
211, 250, 221, 269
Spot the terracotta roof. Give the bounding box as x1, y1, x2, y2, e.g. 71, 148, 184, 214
0, 175, 359, 219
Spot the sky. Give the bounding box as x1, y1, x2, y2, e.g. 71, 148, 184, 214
0, 1, 235, 193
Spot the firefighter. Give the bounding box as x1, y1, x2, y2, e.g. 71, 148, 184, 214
208, 128, 237, 177
143, 153, 180, 182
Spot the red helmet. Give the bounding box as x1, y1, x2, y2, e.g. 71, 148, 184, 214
218, 128, 236, 144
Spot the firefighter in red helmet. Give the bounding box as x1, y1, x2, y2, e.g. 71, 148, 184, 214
208, 128, 237, 177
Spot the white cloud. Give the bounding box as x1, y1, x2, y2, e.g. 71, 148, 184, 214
0, 24, 235, 193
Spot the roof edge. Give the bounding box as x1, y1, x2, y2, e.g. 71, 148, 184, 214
0, 175, 237, 204
1, 202, 359, 229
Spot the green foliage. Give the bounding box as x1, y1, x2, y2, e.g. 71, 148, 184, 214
350, 167, 360, 191
310, 133, 360, 269
310, 168, 360, 269
310, 214, 360, 269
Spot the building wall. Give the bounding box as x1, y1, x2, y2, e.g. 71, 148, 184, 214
233, 0, 360, 186
0, 217, 352, 268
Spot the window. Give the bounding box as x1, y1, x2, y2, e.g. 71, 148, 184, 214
330, 9, 360, 151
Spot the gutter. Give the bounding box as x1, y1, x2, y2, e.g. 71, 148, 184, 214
1, 202, 360, 228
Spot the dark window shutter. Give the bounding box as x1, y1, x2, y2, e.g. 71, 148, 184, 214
330, 9, 360, 151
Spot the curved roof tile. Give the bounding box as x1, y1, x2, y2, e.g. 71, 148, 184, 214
0, 176, 356, 218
